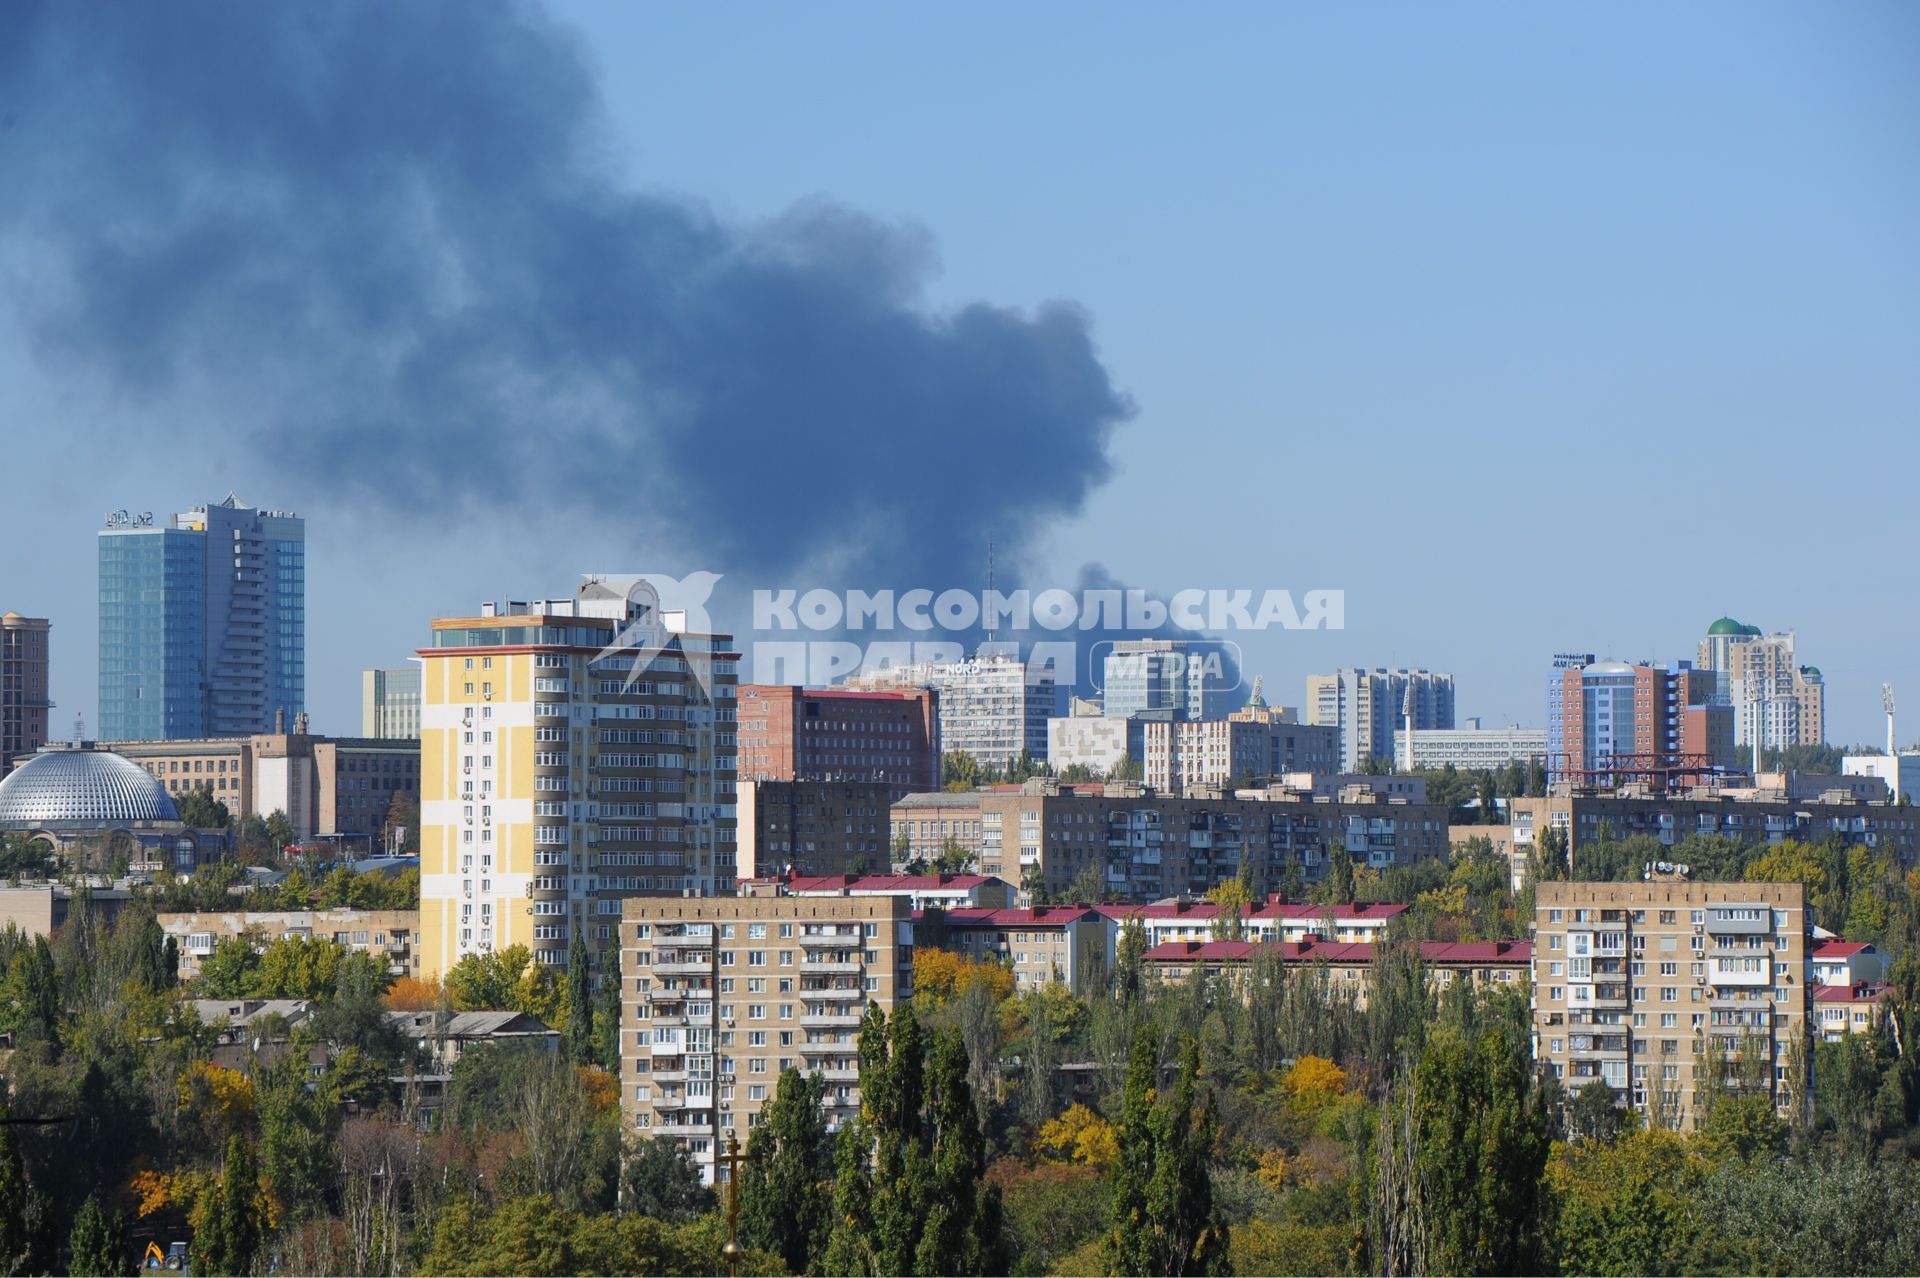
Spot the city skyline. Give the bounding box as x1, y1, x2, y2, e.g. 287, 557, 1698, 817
1, 2, 1914, 746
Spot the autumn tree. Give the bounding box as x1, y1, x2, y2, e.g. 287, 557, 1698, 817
67, 1193, 128, 1278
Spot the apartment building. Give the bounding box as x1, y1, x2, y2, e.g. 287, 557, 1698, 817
1546, 658, 1735, 787
157, 908, 419, 981
1509, 786, 1919, 875
1812, 983, 1891, 1042
1696, 619, 1825, 750
418, 578, 738, 978
924, 778, 1447, 902
1095, 898, 1409, 948
1531, 880, 1810, 1131
736, 779, 895, 878
1143, 938, 1531, 1007
734, 685, 939, 800
927, 906, 1108, 992
619, 891, 913, 1184
1306, 667, 1455, 771
772, 872, 1016, 911
110, 725, 420, 841
1101, 638, 1230, 721
1047, 706, 1140, 778
1, 613, 51, 768
1140, 718, 1340, 792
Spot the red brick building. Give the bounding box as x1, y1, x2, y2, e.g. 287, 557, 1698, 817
736, 685, 939, 800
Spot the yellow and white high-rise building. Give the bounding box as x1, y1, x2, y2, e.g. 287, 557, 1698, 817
418, 577, 738, 978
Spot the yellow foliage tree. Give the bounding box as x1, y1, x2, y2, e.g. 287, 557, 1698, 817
1282, 1055, 1347, 1108
579, 1065, 620, 1112
176, 1061, 256, 1152
1034, 1103, 1119, 1167
385, 974, 445, 1012
912, 949, 1015, 1008
1253, 1148, 1290, 1191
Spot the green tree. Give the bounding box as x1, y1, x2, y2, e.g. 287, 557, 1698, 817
257, 1053, 340, 1225
0, 1117, 37, 1276
565, 925, 591, 1063
264, 810, 296, 852
1546, 1128, 1704, 1275
67, 1193, 128, 1278
174, 784, 232, 830
1372, 1021, 1549, 1276
445, 944, 532, 1010
1105, 1030, 1228, 1277
1319, 850, 1356, 904
192, 1135, 267, 1277
619, 1137, 715, 1224
592, 950, 622, 1075
739, 1069, 833, 1273
195, 934, 262, 999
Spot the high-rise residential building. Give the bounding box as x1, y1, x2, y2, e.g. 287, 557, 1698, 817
1546, 658, 1735, 787
845, 647, 1056, 771
361, 667, 423, 739
98, 496, 305, 741
1696, 619, 1824, 750
1101, 638, 1229, 721
619, 888, 912, 1182
1306, 667, 1455, 771
736, 779, 897, 878
734, 685, 939, 800
418, 578, 738, 979
1, 613, 52, 767
1531, 879, 1810, 1130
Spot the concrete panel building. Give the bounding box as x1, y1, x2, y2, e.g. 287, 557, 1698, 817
158, 908, 420, 981
619, 890, 913, 1184
1307, 667, 1454, 771
846, 648, 1056, 772
737, 779, 895, 879
1532, 879, 1810, 1131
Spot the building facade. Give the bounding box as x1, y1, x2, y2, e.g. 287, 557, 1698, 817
99, 496, 305, 741
1, 613, 51, 769
1696, 618, 1825, 749
1532, 880, 1810, 1130
888, 791, 985, 866
619, 891, 912, 1184
907, 779, 1448, 902
1047, 709, 1140, 778
1509, 786, 1918, 874
418, 579, 738, 979
109, 727, 419, 842
737, 779, 896, 878
362, 668, 423, 740
1398, 721, 1547, 772
1547, 659, 1735, 787
159, 908, 420, 981
1101, 639, 1229, 721
846, 648, 1056, 772
1144, 938, 1530, 1008
1306, 667, 1455, 771
1139, 718, 1339, 792
734, 685, 938, 800
1843, 753, 1920, 803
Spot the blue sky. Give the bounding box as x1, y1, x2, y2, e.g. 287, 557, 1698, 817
2, 1, 1916, 743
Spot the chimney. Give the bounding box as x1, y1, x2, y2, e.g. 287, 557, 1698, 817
274, 708, 286, 734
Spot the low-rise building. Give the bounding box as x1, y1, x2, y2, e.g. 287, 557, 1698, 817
619, 890, 913, 1184
769, 872, 1016, 912
928, 906, 1109, 992
737, 779, 897, 878
1095, 898, 1408, 948
1842, 753, 1920, 804
388, 1009, 559, 1068
1398, 722, 1547, 772
1142, 938, 1531, 1007
889, 791, 985, 865
158, 909, 419, 981
1531, 880, 1810, 1131
1809, 939, 1885, 987
1812, 982, 1892, 1041
0, 883, 137, 937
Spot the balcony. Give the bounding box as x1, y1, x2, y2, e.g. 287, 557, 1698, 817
651, 957, 714, 976
797, 1038, 856, 1056
804, 985, 863, 1001
648, 1067, 690, 1084
648, 985, 704, 1002
799, 957, 862, 975
800, 1011, 865, 1030
799, 931, 865, 949
815, 1065, 860, 1084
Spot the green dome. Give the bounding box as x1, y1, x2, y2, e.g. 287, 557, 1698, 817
1706, 616, 1761, 637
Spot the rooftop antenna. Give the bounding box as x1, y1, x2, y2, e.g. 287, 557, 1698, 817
1886, 684, 1897, 757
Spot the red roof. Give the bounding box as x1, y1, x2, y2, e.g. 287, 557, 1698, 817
939, 907, 1103, 928
1814, 982, 1892, 1003
1090, 900, 1408, 923
1141, 939, 1532, 965
783, 873, 999, 893
1813, 940, 1874, 958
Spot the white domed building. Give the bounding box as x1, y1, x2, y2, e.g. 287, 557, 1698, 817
0, 744, 197, 869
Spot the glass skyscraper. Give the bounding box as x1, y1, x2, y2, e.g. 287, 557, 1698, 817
98, 496, 305, 740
